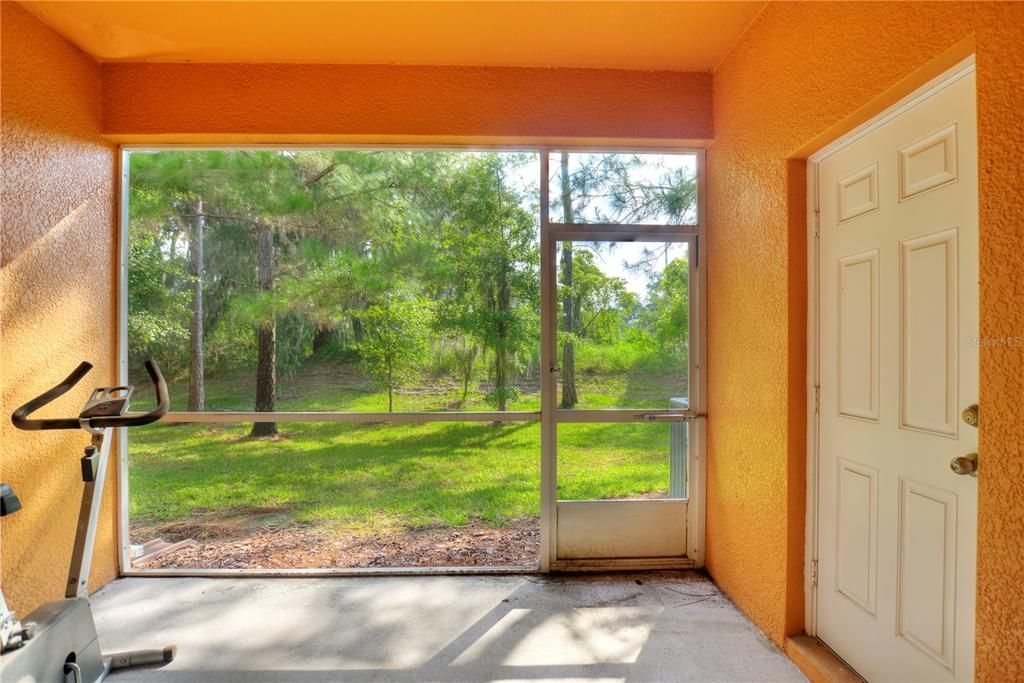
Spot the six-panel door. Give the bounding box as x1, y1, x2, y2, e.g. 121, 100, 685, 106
817, 70, 978, 682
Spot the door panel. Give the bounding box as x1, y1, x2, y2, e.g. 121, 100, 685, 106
897, 477, 957, 670
556, 499, 687, 559
816, 66, 977, 682
900, 228, 959, 436
837, 250, 879, 420
835, 458, 877, 615
898, 124, 959, 200
838, 163, 880, 222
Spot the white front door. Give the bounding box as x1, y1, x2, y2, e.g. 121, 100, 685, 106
815, 64, 978, 682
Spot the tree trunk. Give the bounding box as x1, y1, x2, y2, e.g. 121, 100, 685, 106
559, 152, 578, 408
494, 343, 507, 413
187, 199, 205, 412
351, 313, 365, 343
251, 224, 278, 437
460, 343, 477, 405
165, 228, 178, 288
387, 366, 394, 413
495, 266, 511, 415
351, 248, 368, 344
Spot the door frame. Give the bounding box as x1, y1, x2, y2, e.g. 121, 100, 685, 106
116, 144, 707, 576
538, 150, 708, 571
804, 55, 977, 636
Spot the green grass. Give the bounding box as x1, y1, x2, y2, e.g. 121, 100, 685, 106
129, 348, 686, 535
130, 421, 542, 531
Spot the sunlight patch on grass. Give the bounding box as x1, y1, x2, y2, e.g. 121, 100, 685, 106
129, 358, 683, 535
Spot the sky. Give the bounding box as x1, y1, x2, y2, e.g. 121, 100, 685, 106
502, 151, 696, 302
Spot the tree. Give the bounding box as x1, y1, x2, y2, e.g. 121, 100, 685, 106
273, 150, 456, 353
645, 255, 690, 355
567, 249, 637, 344
130, 152, 238, 410
447, 335, 480, 408
187, 198, 205, 411
125, 224, 191, 380
251, 222, 278, 436
130, 150, 415, 418
131, 152, 212, 409
358, 298, 433, 412
129, 149, 700, 419
558, 152, 578, 408
188, 150, 317, 434
438, 154, 539, 413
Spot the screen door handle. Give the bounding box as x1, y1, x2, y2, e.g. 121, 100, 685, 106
641, 413, 704, 422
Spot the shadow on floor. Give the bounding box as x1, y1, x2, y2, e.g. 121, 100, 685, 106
91, 571, 806, 683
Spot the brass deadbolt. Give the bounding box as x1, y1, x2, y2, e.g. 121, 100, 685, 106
962, 404, 979, 427
950, 452, 978, 477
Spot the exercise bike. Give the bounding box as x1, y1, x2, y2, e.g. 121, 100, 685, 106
1, 360, 175, 682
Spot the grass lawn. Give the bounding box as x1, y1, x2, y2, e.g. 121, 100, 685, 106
128, 351, 686, 536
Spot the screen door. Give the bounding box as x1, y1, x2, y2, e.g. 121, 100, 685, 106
538, 151, 705, 570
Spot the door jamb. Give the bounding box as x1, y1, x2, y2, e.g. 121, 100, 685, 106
803, 54, 976, 637
805, 159, 821, 635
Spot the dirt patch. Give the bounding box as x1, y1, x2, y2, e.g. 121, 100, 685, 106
132, 518, 540, 570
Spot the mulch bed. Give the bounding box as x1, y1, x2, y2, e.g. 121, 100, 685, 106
131, 519, 541, 570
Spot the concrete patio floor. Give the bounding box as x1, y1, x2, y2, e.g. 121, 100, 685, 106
91, 571, 806, 682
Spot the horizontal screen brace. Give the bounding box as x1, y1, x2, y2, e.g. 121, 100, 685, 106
133, 410, 542, 424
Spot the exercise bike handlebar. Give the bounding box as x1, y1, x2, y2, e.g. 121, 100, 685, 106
11, 360, 169, 431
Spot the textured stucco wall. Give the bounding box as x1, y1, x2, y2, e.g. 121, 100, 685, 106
972, 6, 1024, 677
1, 2, 118, 615
706, 3, 1024, 680
100, 63, 713, 144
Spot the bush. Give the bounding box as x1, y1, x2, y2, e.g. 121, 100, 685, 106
575, 333, 658, 374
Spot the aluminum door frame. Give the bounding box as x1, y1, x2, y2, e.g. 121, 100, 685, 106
538, 151, 707, 571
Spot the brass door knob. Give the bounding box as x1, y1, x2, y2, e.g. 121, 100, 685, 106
962, 404, 979, 427
950, 452, 978, 477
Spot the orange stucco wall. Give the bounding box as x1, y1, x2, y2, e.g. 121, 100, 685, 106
100, 62, 713, 145
706, 2, 1024, 680
1, 2, 119, 615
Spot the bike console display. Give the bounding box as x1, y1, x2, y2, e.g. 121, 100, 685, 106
80, 386, 134, 418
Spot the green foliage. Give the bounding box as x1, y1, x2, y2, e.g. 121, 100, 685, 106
561, 248, 638, 345
123, 151, 699, 541
575, 333, 658, 375
127, 149, 694, 417
645, 256, 690, 355
127, 229, 191, 378
204, 316, 257, 374
275, 314, 315, 374
435, 154, 540, 409
430, 335, 483, 405
358, 298, 434, 411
